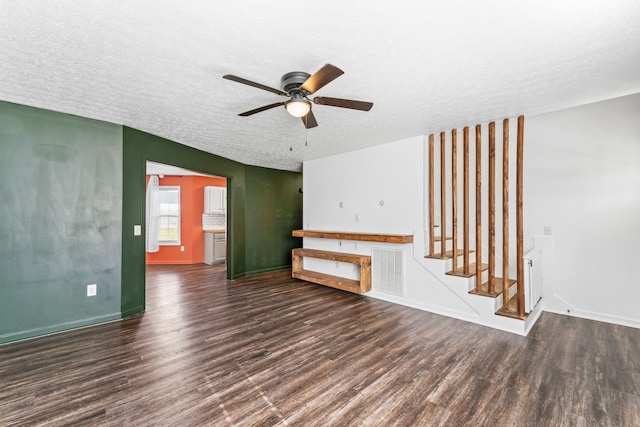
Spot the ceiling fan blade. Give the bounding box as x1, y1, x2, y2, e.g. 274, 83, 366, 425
301, 110, 318, 129
238, 102, 285, 116
313, 97, 373, 111
223, 74, 288, 96
300, 64, 344, 94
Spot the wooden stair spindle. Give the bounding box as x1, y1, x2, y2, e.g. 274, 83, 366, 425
502, 118, 510, 311
440, 132, 447, 258
463, 126, 470, 275
451, 129, 458, 272
488, 122, 496, 294
426, 116, 528, 320
516, 115, 525, 316
475, 124, 482, 292
428, 134, 435, 256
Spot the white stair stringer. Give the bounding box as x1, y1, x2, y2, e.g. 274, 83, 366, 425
413, 229, 542, 336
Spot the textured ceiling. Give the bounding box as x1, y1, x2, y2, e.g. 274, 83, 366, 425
1, 1, 639, 171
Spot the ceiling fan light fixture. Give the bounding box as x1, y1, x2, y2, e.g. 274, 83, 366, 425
224, 64, 373, 128
285, 97, 311, 117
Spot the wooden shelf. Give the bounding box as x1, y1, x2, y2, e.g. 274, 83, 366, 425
293, 269, 364, 294
292, 248, 371, 264
292, 230, 413, 244
291, 248, 371, 294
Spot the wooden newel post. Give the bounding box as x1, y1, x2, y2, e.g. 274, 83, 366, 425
463, 127, 470, 275
516, 115, 525, 316
440, 132, 446, 258
475, 124, 482, 292
488, 122, 496, 294
502, 119, 510, 311
428, 134, 435, 256
451, 129, 458, 271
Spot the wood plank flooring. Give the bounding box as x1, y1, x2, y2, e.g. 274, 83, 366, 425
1, 264, 639, 426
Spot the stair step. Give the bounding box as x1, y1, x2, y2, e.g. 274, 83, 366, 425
469, 277, 516, 298
495, 294, 529, 320
433, 236, 452, 242
425, 249, 475, 260
446, 262, 488, 278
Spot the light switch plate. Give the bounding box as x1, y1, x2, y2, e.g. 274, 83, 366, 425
134, 225, 141, 236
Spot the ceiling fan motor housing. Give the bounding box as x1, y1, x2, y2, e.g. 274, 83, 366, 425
281, 71, 311, 94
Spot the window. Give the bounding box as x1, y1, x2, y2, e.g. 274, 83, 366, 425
159, 186, 180, 245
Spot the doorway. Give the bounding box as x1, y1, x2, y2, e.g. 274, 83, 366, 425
144, 161, 228, 276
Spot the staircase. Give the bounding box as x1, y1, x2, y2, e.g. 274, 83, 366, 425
423, 116, 533, 325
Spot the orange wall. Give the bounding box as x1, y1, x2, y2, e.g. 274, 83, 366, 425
146, 175, 226, 265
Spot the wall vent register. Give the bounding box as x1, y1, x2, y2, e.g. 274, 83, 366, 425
372, 248, 405, 297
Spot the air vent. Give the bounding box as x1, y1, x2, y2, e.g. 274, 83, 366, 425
372, 248, 404, 296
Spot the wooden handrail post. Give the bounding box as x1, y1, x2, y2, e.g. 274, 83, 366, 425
440, 132, 446, 258
502, 119, 510, 311
516, 116, 525, 316
475, 124, 482, 292
463, 127, 470, 275
488, 122, 496, 294
428, 134, 435, 256
451, 129, 458, 271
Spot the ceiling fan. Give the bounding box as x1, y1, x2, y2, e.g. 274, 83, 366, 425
223, 64, 373, 129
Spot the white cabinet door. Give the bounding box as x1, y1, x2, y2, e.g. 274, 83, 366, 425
204, 232, 214, 265
214, 188, 226, 213
204, 186, 226, 213
214, 237, 226, 262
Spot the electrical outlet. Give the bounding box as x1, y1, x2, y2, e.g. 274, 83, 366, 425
355, 213, 359, 221
87, 284, 97, 297
180, 246, 185, 252
133, 225, 141, 236
544, 226, 552, 236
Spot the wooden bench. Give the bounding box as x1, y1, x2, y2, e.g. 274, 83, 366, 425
291, 248, 372, 294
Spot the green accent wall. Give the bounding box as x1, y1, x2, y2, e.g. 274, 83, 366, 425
245, 165, 303, 275
0, 101, 302, 344
120, 128, 302, 318
0, 101, 123, 343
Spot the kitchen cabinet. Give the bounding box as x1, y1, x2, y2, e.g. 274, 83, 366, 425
204, 186, 226, 214
214, 233, 226, 263
204, 231, 226, 265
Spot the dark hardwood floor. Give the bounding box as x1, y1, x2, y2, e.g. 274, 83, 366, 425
1, 264, 639, 426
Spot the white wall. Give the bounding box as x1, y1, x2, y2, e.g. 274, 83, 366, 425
303, 92, 640, 331
303, 136, 493, 325
526, 93, 640, 328
303, 136, 423, 234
